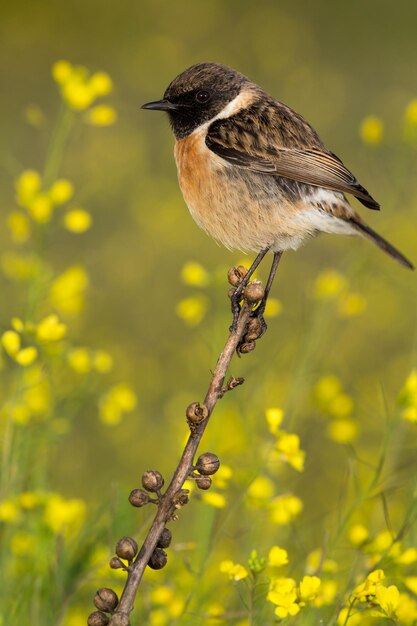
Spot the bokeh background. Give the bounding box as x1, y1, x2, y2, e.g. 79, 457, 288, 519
1, 1, 417, 625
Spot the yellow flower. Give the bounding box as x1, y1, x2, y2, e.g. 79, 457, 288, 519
93, 350, 113, 373
299, 576, 321, 603
36, 314, 67, 342
360, 115, 383, 145
99, 383, 137, 426
50, 265, 89, 315
15, 169, 41, 206
247, 475, 275, 500
397, 547, 417, 565
85, 105, 117, 126
314, 580, 338, 607
7, 212, 31, 243
151, 586, 174, 605
305, 549, 338, 574
398, 370, 417, 422
2, 330, 21, 356
11, 531, 36, 556
44, 494, 86, 537
265, 407, 284, 434
49, 179, 74, 205
375, 585, 399, 619
267, 577, 300, 618
397, 593, 417, 625
338, 293, 367, 317
181, 261, 210, 287
353, 569, 385, 601
220, 560, 249, 581
405, 100, 417, 126
268, 546, 289, 567
275, 432, 305, 471
313, 270, 347, 299
1, 252, 40, 281
176, 295, 207, 326
52, 60, 73, 84
215, 464, 232, 489
68, 347, 92, 373
63, 78, 95, 111
348, 523, 369, 546
89, 72, 113, 96
10, 403, 31, 424
327, 418, 358, 443
27, 194, 53, 223
264, 297, 282, 318
64, 208, 92, 233
201, 492, 226, 508
15, 347, 38, 367
0, 499, 20, 523
314, 375, 342, 404
405, 577, 417, 595
270, 494, 303, 525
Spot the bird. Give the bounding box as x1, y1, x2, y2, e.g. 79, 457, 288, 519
142, 62, 413, 333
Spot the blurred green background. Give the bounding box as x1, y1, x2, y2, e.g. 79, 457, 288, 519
1, 1, 417, 625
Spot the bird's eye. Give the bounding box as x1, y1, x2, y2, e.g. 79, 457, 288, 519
195, 90, 211, 104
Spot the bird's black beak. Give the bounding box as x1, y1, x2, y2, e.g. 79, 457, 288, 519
141, 99, 180, 112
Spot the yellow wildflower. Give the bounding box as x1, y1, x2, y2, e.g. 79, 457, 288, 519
268, 546, 289, 567
85, 105, 117, 126
305, 548, 338, 574
275, 432, 305, 471
64, 208, 92, 233
68, 347, 91, 373
314, 580, 338, 607
405, 100, 417, 126
215, 464, 232, 489
62, 77, 95, 111
313, 270, 347, 299
397, 593, 417, 625
11, 531, 36, 556
299, 575, 321, 603
99, 383, 137, 426
44, 495, 86, 537
7, 212, 31, 243
265, 407, 284, 434
52, 60, 73, 84
220, 559, 249, 581
93, 350, 113, 373
348, 523, 369, 546
0, 499, 20, 523
2, 330, 21, 356
49, 179, 74, 204
397, 547, 417, 565
247, 475, 275, 501
151, 586, 174, 605
264, 297, 282, 318
405, 577, 417, 595
375, 585, 399, 619
89, 72, 113, 96
360, 115, 383, 144
398, 370, 417, 422
36, 314, 67, 342
181, 261, 210, 287
267, 577, 300, 618
27, 194, 53, 223
353, 569, 385, 601
1, 252, 40, 281
15, 347, 38, 367
338, 292, 367, 317
176, 295, 207, 326
15, 169, 41, 206
201, 492, 226, 508
327, 418, 358, 443
270, 494, 303, 525
50, 265, 89, 315
10, 403, 31, 424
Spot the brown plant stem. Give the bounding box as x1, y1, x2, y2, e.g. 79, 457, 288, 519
110, 296, 256, 624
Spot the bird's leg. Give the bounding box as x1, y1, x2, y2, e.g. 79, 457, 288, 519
230, 247, 270, 332
251, 251, 283, 337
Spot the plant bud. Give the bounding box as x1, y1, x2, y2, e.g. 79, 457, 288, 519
142, 470, 164, 492
196, 475, 212, 490
109, 614, 130, 626
128, 488, 150, 507
94, 588, 119, 612
227, 266, 247, 286
244, 280, 264, 303
239, 341, 256, 354
87, 611, 109, 626
115, 537, 138, 561
109, 557, 124, 570
157, 527, 172, 549
172, 489, 189, 509
148, 547, 167, 570
195, 452, 220, 476
186, 401, 209, 424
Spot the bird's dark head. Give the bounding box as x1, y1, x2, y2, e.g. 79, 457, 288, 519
142, 62, 250, 139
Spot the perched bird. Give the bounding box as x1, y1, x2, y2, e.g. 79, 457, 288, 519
142, 62, 413, 332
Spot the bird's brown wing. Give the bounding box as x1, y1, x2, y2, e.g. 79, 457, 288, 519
206, 120, 380, 210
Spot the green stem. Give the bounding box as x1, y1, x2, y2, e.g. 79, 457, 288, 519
43, 105, 74, 187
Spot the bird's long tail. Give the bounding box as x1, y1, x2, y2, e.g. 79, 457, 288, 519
349, 216, 414, 270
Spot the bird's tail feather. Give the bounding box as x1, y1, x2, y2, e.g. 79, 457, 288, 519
349, 217, 414, 270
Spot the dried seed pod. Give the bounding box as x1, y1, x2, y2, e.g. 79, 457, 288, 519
196, 475, 212, 490
115, 537, 138, 561
142, 470, 164, 492
244, 280, 264, 303
148, 547, 167, 570
195, 452, 220, 476
109, 614, 130, 626
109, 556, 125, 570
157, 527, 172, 549
128, 488, 150, 507
239, 341, 256, 354
87, 611, 109, 626
186, 401, 209, 424
94, 588, 119, 612
227, 266, 248, 286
